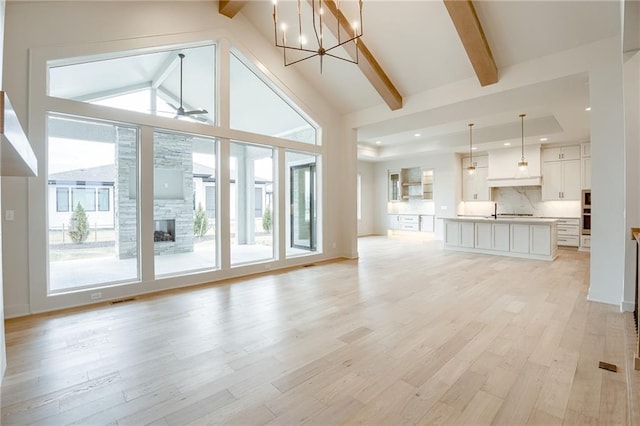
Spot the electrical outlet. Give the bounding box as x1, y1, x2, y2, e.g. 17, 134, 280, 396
90, 292, 102, 300
332, 242, 336, 249
5, 210, 14, 221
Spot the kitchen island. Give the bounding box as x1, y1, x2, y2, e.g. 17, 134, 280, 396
443, 216, 558, 261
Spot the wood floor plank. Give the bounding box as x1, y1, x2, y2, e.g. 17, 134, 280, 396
1, 237, 636, 426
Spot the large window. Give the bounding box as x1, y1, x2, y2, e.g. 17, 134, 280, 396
41, 40, 323, 305
230, 52, 317, 144
49, 44, 216, 125
154, 132, 218, 277
47, 114, 139, 293
230, 142, 274, 265
287, 151, 318, 256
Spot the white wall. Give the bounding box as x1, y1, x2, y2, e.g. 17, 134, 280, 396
357, 160, 375, 236
589, 37, 627, 306
623, 51, 640, 311
0, 0, 7, 380
2, 1, 353, 316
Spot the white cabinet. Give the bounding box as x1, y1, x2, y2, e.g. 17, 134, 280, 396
462, 156, 490, 201
510, 224, 531, 253
493, 223, 510, 251
475, 222, 509, 251
530, 225, 552, 256
542, 145, 581, 200
389, 215, 422, 231
445, 221, 474, 247
420, 215, 434, 232
580, 235, 591, 249
556, 218, 579, 247
542, 145, 581, 162
444, 218, 557, 260
475, 222, 492, 249
388, 171, 401, 202
581, 143, 591, 158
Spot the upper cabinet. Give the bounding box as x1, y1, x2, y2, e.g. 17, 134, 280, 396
541, 145, 581, 200
541, 145, 580, 162
462, 155, 490, 201
388, 170, 401, 201
421, 169, 434, 200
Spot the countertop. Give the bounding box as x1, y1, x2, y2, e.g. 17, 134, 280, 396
445, 216, 559, 224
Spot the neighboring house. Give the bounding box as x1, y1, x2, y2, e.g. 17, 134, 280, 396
49, 163, 273, 230
48, 164, 115, 230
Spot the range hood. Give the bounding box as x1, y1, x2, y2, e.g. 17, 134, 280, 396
487, 145, 541, 188
1, 91, 37, 177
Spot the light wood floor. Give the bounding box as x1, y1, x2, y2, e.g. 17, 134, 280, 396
2, 235, 639, 425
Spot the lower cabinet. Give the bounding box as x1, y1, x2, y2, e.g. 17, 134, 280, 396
444, 221, 474, 247
531, 225, 553, 256
475, 222, 509, 251
510, 224, 531, 254
444, 219, 557, 260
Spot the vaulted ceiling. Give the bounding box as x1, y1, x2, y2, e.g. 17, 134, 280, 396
220, 0, 620, 161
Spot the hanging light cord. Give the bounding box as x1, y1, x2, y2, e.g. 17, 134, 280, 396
520, 113, 526, 162
468, 123, 474, 167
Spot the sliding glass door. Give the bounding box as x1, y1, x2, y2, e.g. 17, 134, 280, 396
289, 160, 316, 252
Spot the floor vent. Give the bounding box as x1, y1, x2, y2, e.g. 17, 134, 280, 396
598, 361, 617, 372
110, 298, 136, 305
303, 264, 316, 268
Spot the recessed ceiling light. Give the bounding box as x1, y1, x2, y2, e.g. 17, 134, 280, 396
414, 133, 421, 137
585, 107, 591, 111
375, 140, 381, 145
471, 147, 477, 150
504, 142, 511, 146
540, 137, 548, 142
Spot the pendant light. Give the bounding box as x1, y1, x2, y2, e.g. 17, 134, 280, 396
517, 113, 529, 177
467, 123, 476, 175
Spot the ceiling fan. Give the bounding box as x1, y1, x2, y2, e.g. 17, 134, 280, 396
171, 53, 208, 118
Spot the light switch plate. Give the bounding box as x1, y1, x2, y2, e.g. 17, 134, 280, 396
5, 210, 15, 221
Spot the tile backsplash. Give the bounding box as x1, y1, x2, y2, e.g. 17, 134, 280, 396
462, 186, 581, 218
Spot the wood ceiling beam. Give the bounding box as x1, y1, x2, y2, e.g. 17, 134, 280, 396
219, 0, 247, 18
321, 0, 403, 111
443, 0, 498, 86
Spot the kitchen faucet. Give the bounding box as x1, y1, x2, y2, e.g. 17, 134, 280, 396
492, 202, 498, 219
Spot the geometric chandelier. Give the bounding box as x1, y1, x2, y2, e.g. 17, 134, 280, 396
272, 0, 364, 72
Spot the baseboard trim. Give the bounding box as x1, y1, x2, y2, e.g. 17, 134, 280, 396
621, 300, 635, 312
4, 304, 31, 319
586, 293, 620, 309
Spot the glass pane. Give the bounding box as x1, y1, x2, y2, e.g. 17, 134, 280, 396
98, 188, 110, 212
47, 115, 139, 293
230, 141, 274, 265
154, 131, 217, 277
56, 188, 69, 212
49, 44, 215, 124
230, 52, 317, 144
71, 188, 96, 212
286, 151, 318, 257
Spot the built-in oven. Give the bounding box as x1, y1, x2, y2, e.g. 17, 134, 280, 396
582, 189, 591, 235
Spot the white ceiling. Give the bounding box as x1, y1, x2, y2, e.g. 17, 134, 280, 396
237, 0, 621, 161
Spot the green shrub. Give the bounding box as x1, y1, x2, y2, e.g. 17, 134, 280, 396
262, 206, 272, 232
194, 202, 209, 237
69, 202, 90, 244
